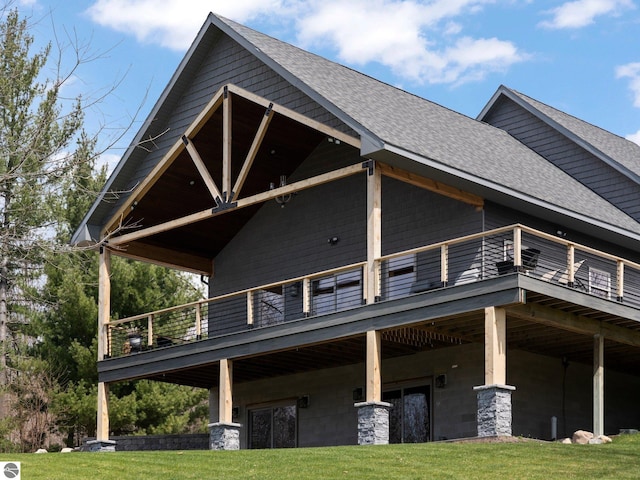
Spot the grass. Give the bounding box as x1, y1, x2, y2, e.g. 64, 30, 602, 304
1, 435, 640, 480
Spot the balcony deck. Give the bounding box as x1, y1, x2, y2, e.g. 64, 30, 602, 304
99, 224, 640, 387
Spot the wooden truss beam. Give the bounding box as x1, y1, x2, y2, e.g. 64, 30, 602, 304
182, 136, 224, 204
109, 163, 366, 247
232, 103, 274, 202
378, 163, 484, 208
102, 83, 361, 239
506, 303, 640, 348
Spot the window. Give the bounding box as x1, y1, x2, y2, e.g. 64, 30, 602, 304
312, 269, 362, 315
382, 384, 430, 443
589, 267, 611, 299
384, 254, 416, 300
249, 404, 297, 449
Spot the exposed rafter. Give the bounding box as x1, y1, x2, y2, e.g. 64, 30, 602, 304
378, 163, 484, 208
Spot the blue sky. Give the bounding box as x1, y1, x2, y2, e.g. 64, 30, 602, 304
14, 0, 640, 171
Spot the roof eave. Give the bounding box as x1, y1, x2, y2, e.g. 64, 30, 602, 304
373, 143, 640, 249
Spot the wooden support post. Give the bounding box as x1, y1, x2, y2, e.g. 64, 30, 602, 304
484, 306, 506, 385
97, 247, 111, 361
366, 161, 381, 304
219, 359, 233, 424
593, 334, 604, 437
97, 382, 109, 441
222, 87, 232, 201
366, 330, 382, 402
96, 247, 111, 441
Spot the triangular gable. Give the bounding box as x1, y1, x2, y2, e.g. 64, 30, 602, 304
479, 86, 640, 185
102, 84, 362, 268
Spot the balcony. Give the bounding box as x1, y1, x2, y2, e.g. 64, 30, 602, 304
105, 224, 640, 360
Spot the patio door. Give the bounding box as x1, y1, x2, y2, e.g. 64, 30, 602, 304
383, 384, 431, 443
248, 403, 297, 449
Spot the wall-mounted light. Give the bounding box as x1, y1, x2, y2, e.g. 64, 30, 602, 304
297, 395, 309, 409
352, 387, 364, 402
435, 373, 447, 389
328, 137, 341, 145
328, 237, 339, 246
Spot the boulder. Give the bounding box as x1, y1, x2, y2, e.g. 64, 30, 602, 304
598, 435, 612, 444
561, 438, 572, 444
34, 448, 48, 454
572, 430, 594, 444
588, 437, 603, 445
60, 447, 74, 453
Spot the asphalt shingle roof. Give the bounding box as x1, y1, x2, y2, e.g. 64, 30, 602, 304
504, 87, 640, 183
216, 15, 640, 237
72, 13, 640, 244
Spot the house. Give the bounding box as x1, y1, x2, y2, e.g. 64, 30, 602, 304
72, 13, 640, 450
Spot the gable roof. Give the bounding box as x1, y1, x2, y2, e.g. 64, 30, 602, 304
479, 85, 640, 185
72, 13, 640, 250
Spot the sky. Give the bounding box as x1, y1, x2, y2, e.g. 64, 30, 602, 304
12, 0, 640, 172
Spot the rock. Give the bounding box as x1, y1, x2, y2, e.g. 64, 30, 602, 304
34, 449, 48, 454
572, 430, 594, 445
588, 437, 603, 444
60, 447, 74, 453
561, 438, 572, 444
598, 435, 612, 444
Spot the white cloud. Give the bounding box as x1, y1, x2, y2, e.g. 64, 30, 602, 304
539, 0, 634, 29
86, 0, 285, 50
616, 62, 640, 107
295, 0, 524, 85
627, 130, 640, 145
86, 0, 526, 86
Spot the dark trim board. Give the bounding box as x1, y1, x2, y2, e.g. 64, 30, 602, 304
98, 276, 523, 384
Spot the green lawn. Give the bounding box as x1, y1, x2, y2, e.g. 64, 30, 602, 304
1, 435, 639, 480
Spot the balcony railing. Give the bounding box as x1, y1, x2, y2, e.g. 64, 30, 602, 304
105, 224, 640, 358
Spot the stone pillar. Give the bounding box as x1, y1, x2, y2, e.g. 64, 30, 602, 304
84, 439, 117, 452
209, 422, 241, 450
355, 401, 392, 445
474, 384, 515, 437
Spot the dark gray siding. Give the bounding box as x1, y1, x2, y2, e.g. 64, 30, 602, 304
484, 96, 640, 221
109, 33, 357, 222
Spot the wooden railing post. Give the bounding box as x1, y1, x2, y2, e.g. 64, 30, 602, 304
617, 261, 624, 302
303, 278, 311, 316
247, 291, 254, 326
513, 227, 522, 269
147, 314, 153, 348
441, 244, 449, 287
567, 245, 576, 287
195, 303, 202, 339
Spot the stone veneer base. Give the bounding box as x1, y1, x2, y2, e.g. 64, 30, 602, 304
354, 401, 392, 445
